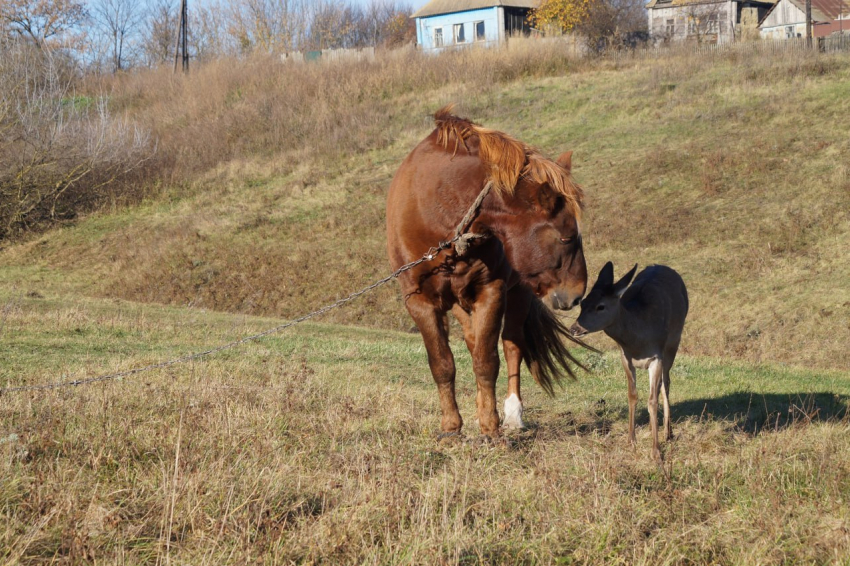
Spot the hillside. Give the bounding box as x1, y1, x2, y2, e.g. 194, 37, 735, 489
1, 44, 849, 369
2, 43, 850, 564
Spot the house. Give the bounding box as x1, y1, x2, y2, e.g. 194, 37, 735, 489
412, 0, 540, 52
758, 0, 849, 38
646, 0, 776, 43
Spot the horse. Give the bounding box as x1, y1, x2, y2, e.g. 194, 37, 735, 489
386, 106, 589, 440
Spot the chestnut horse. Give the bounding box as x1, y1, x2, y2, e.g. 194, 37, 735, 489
386, 107, 588, 439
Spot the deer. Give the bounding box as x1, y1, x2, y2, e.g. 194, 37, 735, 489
570, 262, 688, 460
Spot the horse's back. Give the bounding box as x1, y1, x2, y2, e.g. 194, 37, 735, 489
386, 131, 485, 270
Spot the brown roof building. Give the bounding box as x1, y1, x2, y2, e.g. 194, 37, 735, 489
758, 0, 849, 38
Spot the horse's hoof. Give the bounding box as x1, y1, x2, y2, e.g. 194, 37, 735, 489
503, 394, 525, 430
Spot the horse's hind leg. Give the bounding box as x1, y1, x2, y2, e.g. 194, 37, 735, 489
501, 286, 533, 430
407, 297, 462, 435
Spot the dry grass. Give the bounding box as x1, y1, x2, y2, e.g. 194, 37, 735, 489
1, 292, 849, 564
82, 40, 587, 185
3, 44, 847, 369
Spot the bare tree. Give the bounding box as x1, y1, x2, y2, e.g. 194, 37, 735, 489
90, 0, 145, 71
306, 1, 364, 50
225, 0, 310, 53
0, 0, 87, 49
361, 0, 415, 47
578, 0, 647, 50
141, 0, 177, 65
191, 1, 233, 61
681, 1, 724, 44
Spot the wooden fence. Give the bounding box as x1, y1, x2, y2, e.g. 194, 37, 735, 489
605, 35, 850, 61
278, 33, 850, 66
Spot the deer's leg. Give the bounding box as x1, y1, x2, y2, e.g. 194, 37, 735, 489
648, 358, 663, 460
661, 344, 679, 441
500, 286, 533, 430
470, 280, 507, 438
407, 297, 462, 435
659, 370, 672, 442
620, 349, 638, 446
661, 366, 673, 442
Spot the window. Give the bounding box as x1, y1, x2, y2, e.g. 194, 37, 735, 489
707, 14, 719, 33
666, 19, 675, 36
785, 25, 795, 38
687, 16, 697, 35
454, 23, 465, 43
474, 21, 485, 41
434, 27, 443, 47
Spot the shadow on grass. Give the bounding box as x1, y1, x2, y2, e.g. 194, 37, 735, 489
670, 391, 850, 434
504, 393, 849, 449
512, 401, 624, 446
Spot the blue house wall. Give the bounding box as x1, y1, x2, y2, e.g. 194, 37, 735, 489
415, 8, 502, 52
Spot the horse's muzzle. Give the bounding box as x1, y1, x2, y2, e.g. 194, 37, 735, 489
549, 291, 583, 311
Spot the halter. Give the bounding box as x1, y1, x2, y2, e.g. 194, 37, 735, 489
443, 180, 493, 257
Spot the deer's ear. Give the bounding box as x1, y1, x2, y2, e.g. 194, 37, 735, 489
597, 261, 615, 287
556, 151, 573, 172
613, 264, 638, 297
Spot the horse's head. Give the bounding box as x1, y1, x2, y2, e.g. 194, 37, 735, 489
496, 151, 587, 311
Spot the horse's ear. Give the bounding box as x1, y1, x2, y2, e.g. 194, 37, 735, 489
596, 261, 615, 287
613, 264, 638, 297
556, 151, 573, 172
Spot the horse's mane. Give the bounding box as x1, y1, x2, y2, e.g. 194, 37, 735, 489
434, 105, 583, 217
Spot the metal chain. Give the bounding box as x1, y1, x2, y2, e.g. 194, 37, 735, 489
0, 182, 493, 395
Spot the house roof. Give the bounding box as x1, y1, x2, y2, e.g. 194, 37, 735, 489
412, 0, 541, 19
647, 0, 774, 9
758, 0, 844, 24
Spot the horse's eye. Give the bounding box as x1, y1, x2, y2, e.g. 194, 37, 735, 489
559, 237, 572, 244
596, 304, 605, 311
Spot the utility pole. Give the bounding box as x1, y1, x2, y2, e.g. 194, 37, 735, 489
806, 0, 813, 47
173, 0, 188, 73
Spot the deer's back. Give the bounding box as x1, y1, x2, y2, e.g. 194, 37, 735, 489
620, 265, 688, 350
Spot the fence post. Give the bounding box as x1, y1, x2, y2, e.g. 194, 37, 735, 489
805, 0, 813, 48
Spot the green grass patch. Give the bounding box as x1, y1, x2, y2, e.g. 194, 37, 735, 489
1, 294, 849, 563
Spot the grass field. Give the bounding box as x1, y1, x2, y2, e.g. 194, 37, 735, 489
2, 290, 849, 564
2, 44, 850, 564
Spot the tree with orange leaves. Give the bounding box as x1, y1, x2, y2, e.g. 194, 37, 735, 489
529, 0, 591, 33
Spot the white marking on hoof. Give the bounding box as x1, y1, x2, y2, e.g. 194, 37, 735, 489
503, 394, 524, 430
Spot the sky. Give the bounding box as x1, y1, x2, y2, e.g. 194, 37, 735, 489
351, 0, 430, 10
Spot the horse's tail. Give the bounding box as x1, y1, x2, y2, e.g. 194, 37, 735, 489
522, 296, 597, 396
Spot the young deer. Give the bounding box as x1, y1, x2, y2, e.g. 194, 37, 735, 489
570, 262, 688, 459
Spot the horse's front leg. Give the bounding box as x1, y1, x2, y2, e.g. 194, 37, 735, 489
501, 285, 534, 430
406, 296, 462, 436
471, 280, 507, 438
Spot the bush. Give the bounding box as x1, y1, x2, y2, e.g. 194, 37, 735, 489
0, 40, 154, 239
